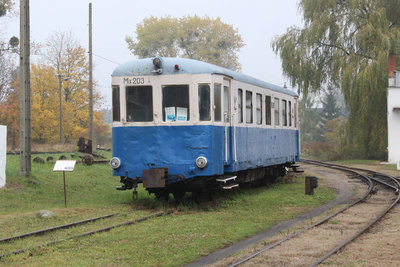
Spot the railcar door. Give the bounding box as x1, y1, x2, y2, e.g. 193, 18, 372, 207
223, 78, 232, 165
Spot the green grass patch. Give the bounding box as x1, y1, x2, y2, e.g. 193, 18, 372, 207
333, 159, 379, 165
0, 154, 336, 266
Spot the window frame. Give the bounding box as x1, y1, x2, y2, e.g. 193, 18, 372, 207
198, 84, 211, 121
238, 88, 243, 123
214, 83, 222, 122
162, 84, 190, 122
112, 85, 120, 122
246, 90, 253, 124
265, 95, 271, 126
282, 99, 287, 126
274, 97, 280, 126
256, 93, 262, 125
126, 85, 153, 122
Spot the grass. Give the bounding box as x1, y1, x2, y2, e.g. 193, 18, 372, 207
0, 153, 336, 266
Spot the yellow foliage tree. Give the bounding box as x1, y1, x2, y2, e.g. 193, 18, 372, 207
29, 32, 109, 144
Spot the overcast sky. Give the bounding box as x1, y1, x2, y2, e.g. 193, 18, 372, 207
2, 0, 302, 109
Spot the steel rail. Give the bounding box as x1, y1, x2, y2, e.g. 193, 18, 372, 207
0, 213, 119, 244
308, 161, 400, 267
0, 210, 173, 260
229, 161, 375, 267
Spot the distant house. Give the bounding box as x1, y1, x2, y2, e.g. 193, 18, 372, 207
387, 54, 400, 164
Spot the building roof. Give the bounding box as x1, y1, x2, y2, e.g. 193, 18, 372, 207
112, 57, 298, 97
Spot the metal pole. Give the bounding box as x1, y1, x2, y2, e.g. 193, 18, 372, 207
19, 0, 31, 175
88, 3, 93, 143
58, 75, 63, 144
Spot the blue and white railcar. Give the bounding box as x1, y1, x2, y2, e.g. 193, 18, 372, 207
110, 57, 299, 199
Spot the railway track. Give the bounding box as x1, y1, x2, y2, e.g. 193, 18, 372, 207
227, 160, 400, 267
0, 210, 173, 260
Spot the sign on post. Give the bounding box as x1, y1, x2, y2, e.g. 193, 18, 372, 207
53, 160, 76, 208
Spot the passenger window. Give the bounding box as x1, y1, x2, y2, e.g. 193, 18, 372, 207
288, 101, 292, 127
198, 84, 211, 121
126, 86, 153, 122
274, 98, 280, 126
162, 84, 189, 121
224, 86, 230, 122
265, 95, 271, 125
112, 86, 120, 122
256, 93, 262, 125
246, 91, 253, 124
214, 84, 222, 122
238, 89, 243, 123
282, 100, 287, 126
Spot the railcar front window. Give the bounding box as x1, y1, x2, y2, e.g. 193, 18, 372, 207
282, 100, 287, 126
112, 86, 120, 122
162, 84, 189, 121
256, 93, 262, 125
265, 95, 271, 125
238, 89, 243, 123
199, 84, 211, 121
214, 84, 222, 122
274, 98, 280, 126
288, 101, 292, 127
246, 91, 253, 124
126, 86, 153, 122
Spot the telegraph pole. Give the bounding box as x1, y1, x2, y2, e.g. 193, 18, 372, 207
88, 3, 93, 143
19, 0, 31, 175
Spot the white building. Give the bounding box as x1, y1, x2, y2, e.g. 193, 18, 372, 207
0, 125, 6, 188
388, 54, 400, 164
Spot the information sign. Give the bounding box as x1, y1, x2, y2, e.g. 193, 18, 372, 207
53, 160, 76, 172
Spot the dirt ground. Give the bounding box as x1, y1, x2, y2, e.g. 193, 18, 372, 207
212, 163, 400, 267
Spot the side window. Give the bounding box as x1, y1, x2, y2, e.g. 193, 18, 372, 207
198, 84, 211, 121
256, 93, 262, 125
274, 97, 280, 126
288, 101, 292, 127
224, 86, 230, 122
238, 89, 243, 123
294, 102, 297, 128
246, 91, 253, 124
112, 86, 120, 122
214, 84, 221, 122
162, 84, 189, 121
282, 100, 287, 126
265, 95, 271, 125
126, 86, 153, 122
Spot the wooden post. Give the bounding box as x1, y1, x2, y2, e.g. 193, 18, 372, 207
19, 0, 31, 175
88, 3, 94, 144
63, 171, 67, 208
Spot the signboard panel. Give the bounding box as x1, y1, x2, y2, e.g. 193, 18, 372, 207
53, 160, 76, 172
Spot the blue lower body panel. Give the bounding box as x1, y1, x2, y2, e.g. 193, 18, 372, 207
112, 125, 299, 182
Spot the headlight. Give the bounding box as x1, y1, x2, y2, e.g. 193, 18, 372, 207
195, 156, 208, 169
110, 157, 121, 169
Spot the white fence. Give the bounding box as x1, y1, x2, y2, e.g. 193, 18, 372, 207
0, 125, 6, 188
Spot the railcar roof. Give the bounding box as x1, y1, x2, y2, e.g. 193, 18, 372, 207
112, 57, 297, 97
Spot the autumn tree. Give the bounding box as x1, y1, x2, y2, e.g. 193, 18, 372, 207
0, 78, 19, 149
126, 15, 245, 71
0, 0, 17, 102
272, 0, 400, 159
42, 31, 108, 144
